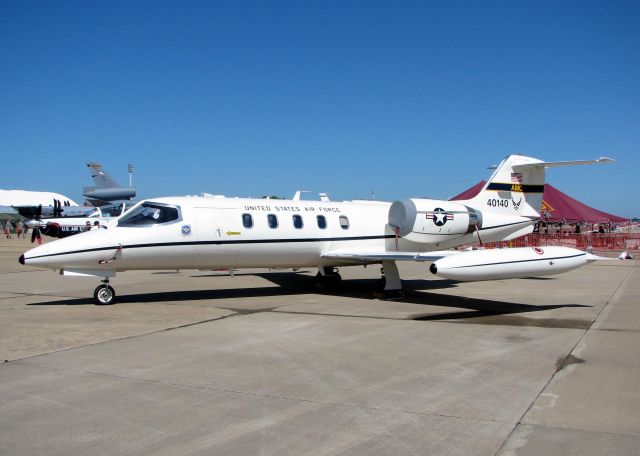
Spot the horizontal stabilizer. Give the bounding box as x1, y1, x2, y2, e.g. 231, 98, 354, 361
513, 157, 614, 171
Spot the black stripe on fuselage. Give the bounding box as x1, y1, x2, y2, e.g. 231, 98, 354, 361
26, 234, 396, 260
485, 183, 545, 193
450, 253, 586, 269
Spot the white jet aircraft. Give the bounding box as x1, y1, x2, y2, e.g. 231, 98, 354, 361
19, 154, 614, 305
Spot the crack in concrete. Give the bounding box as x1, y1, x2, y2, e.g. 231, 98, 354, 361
84, 370, 512, 426
3, 312, 241, 363
492, 263, 637, 455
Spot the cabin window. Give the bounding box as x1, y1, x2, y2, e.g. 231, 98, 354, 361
242, 213, 254, 229
317, 215, 327, 229
267, 214, 278, 229
293, 214, 303, 229
339, 215, 350, 230
118, 202, 180, 227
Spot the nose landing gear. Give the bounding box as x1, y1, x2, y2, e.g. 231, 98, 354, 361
94, 278, 116, 305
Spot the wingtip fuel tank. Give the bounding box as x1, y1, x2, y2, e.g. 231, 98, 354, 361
429, 246, 589, 281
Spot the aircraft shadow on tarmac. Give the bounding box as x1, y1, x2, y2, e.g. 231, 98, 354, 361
255, 272, 592, 328
27, 271, 592, 328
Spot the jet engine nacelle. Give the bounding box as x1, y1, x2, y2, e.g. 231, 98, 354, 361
429, 246, 589, 281
388, 198, 481, 244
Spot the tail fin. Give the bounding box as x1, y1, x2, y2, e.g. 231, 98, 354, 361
83, 162, 136, 204
462, 155, 614, 217
86, 162, 120, 188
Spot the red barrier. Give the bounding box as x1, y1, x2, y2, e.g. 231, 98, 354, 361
477, 233, 640, 251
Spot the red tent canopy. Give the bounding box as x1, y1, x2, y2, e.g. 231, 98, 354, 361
450, 181, 628, 223
450, 181, 486, 201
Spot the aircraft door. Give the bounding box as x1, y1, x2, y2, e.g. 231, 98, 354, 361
193, 207, 238, 269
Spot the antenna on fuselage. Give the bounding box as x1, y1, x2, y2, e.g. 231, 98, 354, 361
292, 190, 310, 201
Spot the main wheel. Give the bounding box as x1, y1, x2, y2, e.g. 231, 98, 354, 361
94, 284, 116, 305
314, 271, 342, 290
326, 273, 342, 288
374, 276, 386, 292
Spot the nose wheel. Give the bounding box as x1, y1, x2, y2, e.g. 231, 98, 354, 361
94, 279, 116, 305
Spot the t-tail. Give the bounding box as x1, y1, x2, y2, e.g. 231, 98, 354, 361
459, 154, 614, 218
86, 162, 121, 188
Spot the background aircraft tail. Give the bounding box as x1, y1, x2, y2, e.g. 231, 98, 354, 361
86, 162, 121, 188
83, 162, 136, 205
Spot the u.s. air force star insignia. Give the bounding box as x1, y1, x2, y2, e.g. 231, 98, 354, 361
426, 208, 454, 227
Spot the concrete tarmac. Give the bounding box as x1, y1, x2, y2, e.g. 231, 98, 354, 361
0, 236, 638, 455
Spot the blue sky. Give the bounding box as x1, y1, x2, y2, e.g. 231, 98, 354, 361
1, 1, 638, 217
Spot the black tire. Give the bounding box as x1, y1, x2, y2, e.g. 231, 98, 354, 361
327, 273, 342, 288
315, 271, 342, 290
94, 284, 116, 305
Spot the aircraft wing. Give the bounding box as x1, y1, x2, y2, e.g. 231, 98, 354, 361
321, 250, 461, 262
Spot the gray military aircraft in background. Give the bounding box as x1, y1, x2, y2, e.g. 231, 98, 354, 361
83, 162, 136, 206
17, 162, 137, 242
13, 162, 136, 220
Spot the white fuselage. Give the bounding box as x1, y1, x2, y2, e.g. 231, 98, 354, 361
21, 196, 535, 274
0, 189, 78, 207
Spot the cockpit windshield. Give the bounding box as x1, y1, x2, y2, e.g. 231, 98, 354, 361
101, 202, 132, 218
117, 202, 181, 227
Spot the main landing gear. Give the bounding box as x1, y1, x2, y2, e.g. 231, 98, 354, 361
94, 278, 116, 305
373, 260, 404, 299
316, 261, 404, 299
315, 266, 342, 289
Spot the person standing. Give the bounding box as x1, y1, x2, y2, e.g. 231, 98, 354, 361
5, 220, 13, 239
16, 220, 24, 238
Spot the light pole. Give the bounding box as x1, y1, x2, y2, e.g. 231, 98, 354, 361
128, 163, 134, 187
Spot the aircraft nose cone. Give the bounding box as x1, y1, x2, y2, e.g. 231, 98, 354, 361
429, 263, 437, 275
18, 254, 25, 265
